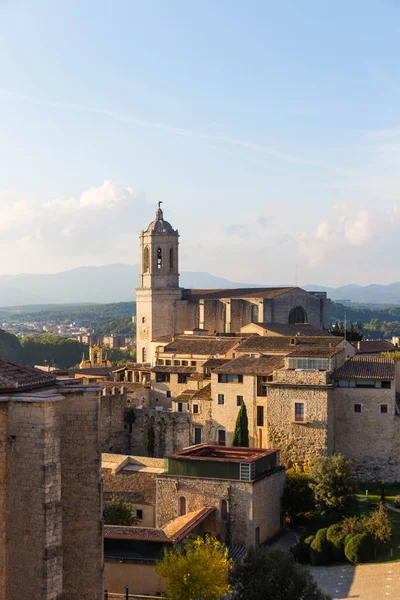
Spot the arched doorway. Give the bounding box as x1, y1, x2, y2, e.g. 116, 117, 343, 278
250, 304, 259, 323
289, 306, 307, 324
178, 496, 187, 516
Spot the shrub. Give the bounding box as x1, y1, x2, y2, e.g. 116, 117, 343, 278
361, 503, 391, 544
340, 516, 362, 536
282, 471, 315, 524
310, 528, 330, 566
394, 495, 400, 509
327, 523, 346, 561
290, 541, 310, 564
345, 533, 373, 564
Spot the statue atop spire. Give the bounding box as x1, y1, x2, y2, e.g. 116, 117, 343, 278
156, 200, 163, 220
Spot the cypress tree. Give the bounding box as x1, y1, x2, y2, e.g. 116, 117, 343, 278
231, 402, 249, 447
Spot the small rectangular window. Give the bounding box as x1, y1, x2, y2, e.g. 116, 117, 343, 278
174, 360, 180, 366
141, 317, 146, 324
257, 405, 264, 427
182, 360, 188, 366
382, 381, 391, 389
166, 391, 171, 398
178, 374, 188, 384
218, 394, 224, 405
193, 404, 199, 414
165, 360, 172, 365
136, 509, 143, 520
178, 403, 183, 412
381, 404, 388, 413
237, 395, 243, 406
217, 429, 226, 446
354, 404, 362, 413
217, 374, 243, 383
191, 361, 196, 366
294, 403, 305, 422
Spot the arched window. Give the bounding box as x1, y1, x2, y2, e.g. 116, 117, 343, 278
289, 306, 307, 324
250, 304, 259, 323
169, 247, 174, 272
142, 347, 147, 363
94, 351, 100, 365
220, 303, 226, 333
178, 496, 187, 516
143, 246, 150, 272
221, 499, 228, 522
157, 247, 162, 271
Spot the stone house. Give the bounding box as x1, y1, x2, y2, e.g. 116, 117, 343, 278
0, 357, 103, 600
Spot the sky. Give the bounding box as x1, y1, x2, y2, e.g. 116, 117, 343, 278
2, 1, 400, 287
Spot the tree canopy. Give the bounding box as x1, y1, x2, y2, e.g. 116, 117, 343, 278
231, 547, 331, 600
310, 454, 357, 519
156, 536, 232, 600
231, 402, 249, 447
103, 496, 137, 526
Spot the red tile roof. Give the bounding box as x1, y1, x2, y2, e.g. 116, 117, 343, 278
162, 337, 240, 356
0, 357, 56, 393
212, 354, 284, 375
182, 287, 298, 301
167, 444, 278, 463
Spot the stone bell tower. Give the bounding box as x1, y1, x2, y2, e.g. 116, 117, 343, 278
136, 203, 183, 364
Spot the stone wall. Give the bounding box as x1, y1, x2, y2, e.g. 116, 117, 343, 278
0, 404, 7, 600
334, 386, 400, 481
252, 469, 286, 544
59, 386, 103, 600
104, 560, 165, 597
100, 392, 126, 453
266, 383, 333, 469
129, 409, 191, 457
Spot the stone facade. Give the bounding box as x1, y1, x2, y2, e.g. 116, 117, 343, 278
0, 371, 103, 600
128, 408, 191, 457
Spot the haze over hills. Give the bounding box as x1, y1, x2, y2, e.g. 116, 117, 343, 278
1, 264, 400, 306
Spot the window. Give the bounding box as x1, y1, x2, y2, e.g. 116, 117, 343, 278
193, 404, 199, 414
178, 403, 183, 412
237, 395, 243, 406
190, 361, 196, 366
381, 404, 388, 414
194, 427, 202, 444
174, 360, 180, 365
178, 374, 188, 384
182, 360, 188, 366
382, 381, 391, 389
136, 509, 143, 521
355, 380, 375, 389
289, 306, 307, 324
217, 429, 226, 446
354, 404, 362, 413
257, 376, 269, 397
195, 305, 200, 329
165, 360, 172, 365
250, 304, 259, 323
169, 247, 174, 272
220, 303, 226, 333
294, 402, 305, 422
143, 246, 149, 272
221, 499, 228, 522
257, 406, 264, 427
142, 347, 147, 363
218, 394, 225, 405
287, 357, 329, 371
156, 373, 170, 383
141, 316, 146, 324
218, 374, 243, 383
166, 391, 171, 398
240, 462, 256, 481
157, 247, 162, 270
178, 496, 187, 516
255, 526, 260, 545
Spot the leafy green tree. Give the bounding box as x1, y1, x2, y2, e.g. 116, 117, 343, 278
231, 547, 331, 600
361, 503, 391, 544
231, 402, 249, 447
20, 334, 87, 368
156, 536, 232, 600
103, 496, 137, 526
0, 329, 22, 361
309, 455, 357, 519
282, 470, 315, 523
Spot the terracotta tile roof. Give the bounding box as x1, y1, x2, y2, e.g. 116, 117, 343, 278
236, 335, 341, 354
331, 356, 395, 380
202, 358, 231, 369
192, 383, 212, 401
103, 470, 157, 506
104, 507, 216, 542
182, 287, 298, 301
245, 323, 332, 337
68, 367, 113, 376
152, 365, 196, 374
0, 357, 56, 393
162, 337, 240, 356
212, 355, 284, 375
168, 444, 278, 463
287, 346, 344, 358
355, 340, 396, 354
172, 390, 197, 403
188, 372, 204, 382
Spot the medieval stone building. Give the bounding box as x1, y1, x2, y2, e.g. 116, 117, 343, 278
136, 205, 331, 364
0, 357, 103, 600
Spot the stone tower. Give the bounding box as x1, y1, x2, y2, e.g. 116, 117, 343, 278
136, 203, 182, 364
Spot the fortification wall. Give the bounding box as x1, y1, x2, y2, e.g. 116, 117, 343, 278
129, 409, 191, 457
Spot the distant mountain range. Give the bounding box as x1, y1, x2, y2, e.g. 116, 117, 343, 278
1, 264, 400, 306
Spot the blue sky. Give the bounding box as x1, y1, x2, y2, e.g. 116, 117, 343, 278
1, 0, 400, 286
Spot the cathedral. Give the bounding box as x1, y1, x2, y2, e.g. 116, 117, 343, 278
136, 204, 331, 363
